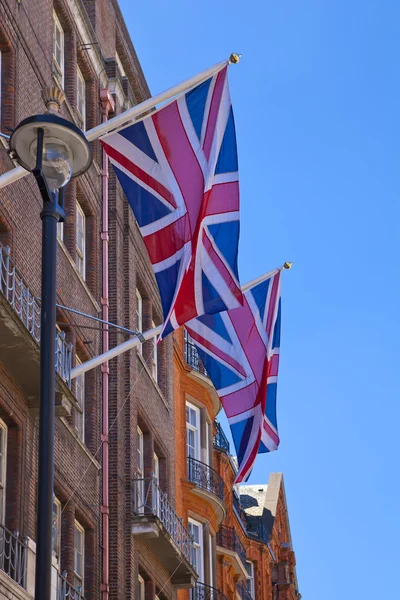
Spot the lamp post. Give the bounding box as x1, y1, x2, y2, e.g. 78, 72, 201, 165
9, 87, 92, 600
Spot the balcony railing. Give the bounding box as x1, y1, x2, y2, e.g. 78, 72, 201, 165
216, 525, 247, 568
187, 456, 224, 502
213, 421, 230, 453
0, 523, 27, 589
236, 582, 253, 600
0, 245, 72, 387
233, 493, 248, 529
192, 582, 228, 600
184, 330, 208, 377
132, 477, 194, 566
57, 571, 85, 600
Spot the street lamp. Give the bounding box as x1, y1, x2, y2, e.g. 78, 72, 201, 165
9, 87, 92, 600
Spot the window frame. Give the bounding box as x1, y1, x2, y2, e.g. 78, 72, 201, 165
53, 11, 64, 87
53, 496, 61, 561
75, 356, 85, 442
138, 575, 145, 600
75, 201, 86, 279
188, 518, 204, 583
76, 66, 86, 131
246, 560, 255, 600
151, 321, 158, 381
0, 419, 7, 524
186, 402, 201, 461
136, 426, 144, 512
135, 289, 143, 355
73, 520, 85, 593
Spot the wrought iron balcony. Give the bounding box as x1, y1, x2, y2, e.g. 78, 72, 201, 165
184, 329, 208, 377
216, 524, 247, 577
236, 582, 253, 600
213, 421, 230, 453
57, 571, 85, 600
0, 523, 27, 589
192, 582, 228, 600
187, 456, 225, 503
233, 492, 249, 529
132, 477, 197, 587
0, 244, 72, 388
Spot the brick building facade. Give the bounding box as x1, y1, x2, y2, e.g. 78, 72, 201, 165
174, 330, 301, 600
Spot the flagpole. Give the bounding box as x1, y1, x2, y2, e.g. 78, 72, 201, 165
71, 258, 290, 381
241, 261, 293, 292
0, 54, 240, 191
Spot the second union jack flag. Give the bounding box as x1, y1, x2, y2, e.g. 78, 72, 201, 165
101, 66, 242, 338
186, 269, 282, 483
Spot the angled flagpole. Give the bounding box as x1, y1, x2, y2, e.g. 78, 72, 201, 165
71, 260, 292, 380
0, 54, 241, 191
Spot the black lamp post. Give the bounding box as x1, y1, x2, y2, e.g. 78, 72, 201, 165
9, 88, 92, 600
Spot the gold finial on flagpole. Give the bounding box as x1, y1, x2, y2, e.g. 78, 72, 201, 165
229, 53, 242, 64
283, 262, 293, 270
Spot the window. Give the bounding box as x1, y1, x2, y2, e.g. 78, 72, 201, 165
53, 12, 64, 86
0, 419, 7, 523
74, 521, 84, 593
153, 453, 160, 515
135, 290, 142, 355
52, 496, 61, 561
138, 575, 145, 600
151, 322, 158, 381
136, 427, 144, 511
57, 221, 64, 242
205, 421, 210, 465
209, 534, 214, 586
188, 519, 204, 582
76, 202, 86, 278
186, 402, 200, 461
77, 67, 86, 130
246, 561, 255, 600
75, 356, 85, 441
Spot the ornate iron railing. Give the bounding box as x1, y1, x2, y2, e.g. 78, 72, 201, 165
184, 329, 208, 377
236, 582, 253, 600
192, 582, 228, 600
132, 477, 194, 567
57, 571, 85, 600
0, 245, 72, 387
0, 523, 27, 588
216, 524, 247, 568
187, 456, 224, 502
233, 493, 249, 530
213, 421, 230, 453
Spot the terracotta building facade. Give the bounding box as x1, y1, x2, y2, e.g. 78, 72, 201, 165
174, 329, 301, 600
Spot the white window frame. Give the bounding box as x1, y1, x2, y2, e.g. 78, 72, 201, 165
153, 452, 160, 515
209, 534, 214, 587
76, 67, 86, 130
186, 402, 201, 461
57, 220, 64, 242
73, 520, 84, 593
136, 427, 144, 512
136, 290, 143, 355
76, 202, 86, 279
151, 321, 158, 381
0, 419, 7, 524
53, 496, 61, 561
188, 518, 204, 582
205, 421, 210, 466
53, 12, 64, 87
138, 575, 145, 600
75, 356, 85, 442
246, 560, 255, 600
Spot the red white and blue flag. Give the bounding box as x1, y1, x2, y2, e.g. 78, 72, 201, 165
101, 66, 243, 338
186, 269, 282, 483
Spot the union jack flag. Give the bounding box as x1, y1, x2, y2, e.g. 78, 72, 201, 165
101, 66, 242, 338
186, 269, 282, 483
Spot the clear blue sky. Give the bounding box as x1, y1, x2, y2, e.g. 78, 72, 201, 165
119, 1, 399, 598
